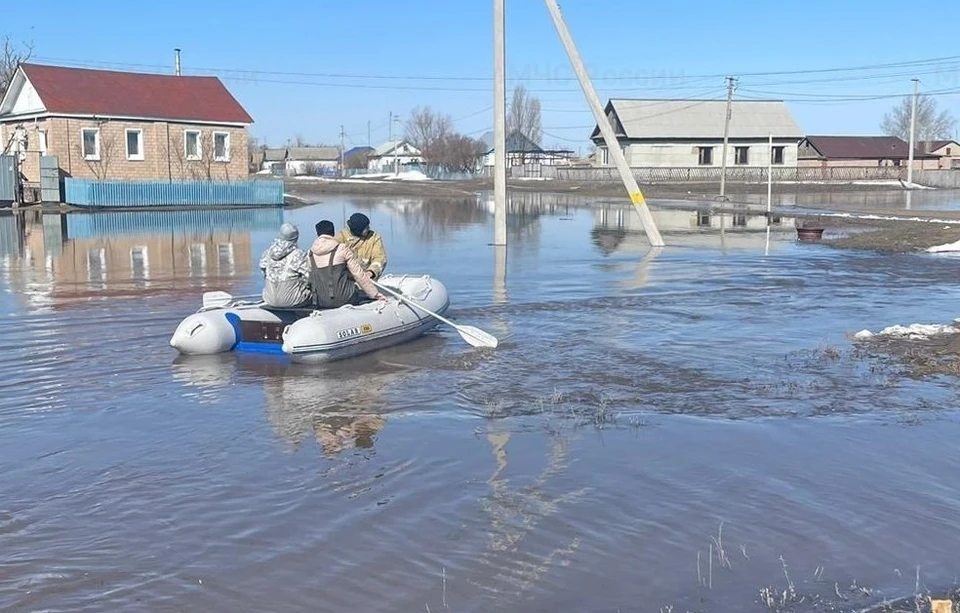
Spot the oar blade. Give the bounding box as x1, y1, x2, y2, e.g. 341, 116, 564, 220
202, 290, 233, 308
456, 325, 499, 349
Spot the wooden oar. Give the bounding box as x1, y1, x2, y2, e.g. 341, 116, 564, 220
372, 280, 499, 349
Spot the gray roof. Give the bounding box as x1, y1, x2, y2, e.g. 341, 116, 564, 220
287, 146, 340, 161
479, 130, 544, 154
263, 148, 287, 162
593, 99, 804, 140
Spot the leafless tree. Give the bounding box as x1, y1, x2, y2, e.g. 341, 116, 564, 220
506, 84, 542, 146
0, 35, 33, 100
432, 133, 486, 173
76, 125, 117, 180
881, 93, 957, 144
404, 106, 452, 151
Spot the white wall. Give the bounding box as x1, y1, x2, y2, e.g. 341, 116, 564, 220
598, 140, 799, 168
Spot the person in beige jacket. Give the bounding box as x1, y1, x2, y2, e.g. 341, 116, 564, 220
308, 220, 386, 308
335, 212, 387, 280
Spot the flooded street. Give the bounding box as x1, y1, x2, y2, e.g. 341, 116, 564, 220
2, 193, 960, 612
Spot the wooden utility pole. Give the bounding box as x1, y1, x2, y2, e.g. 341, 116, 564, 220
493, 0, 507, 246
719, 76, 736, 199
907, 78, 919, 186
543, 0, 664, 246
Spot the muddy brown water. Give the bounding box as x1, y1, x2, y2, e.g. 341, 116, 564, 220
2, 195, 960, 612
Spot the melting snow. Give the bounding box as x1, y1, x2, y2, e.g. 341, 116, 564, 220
853, 321, 960, 340
926, 239, 960, 253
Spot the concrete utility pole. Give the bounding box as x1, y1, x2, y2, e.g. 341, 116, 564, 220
907, 78, 919, 186
766, 132, 773, 214
492, 0, 508, 246
719, 76, 736, 199
543, 0, 664, 247
339, 125, 345, 177
393, 115, 401, 175
387, 112, 393, 173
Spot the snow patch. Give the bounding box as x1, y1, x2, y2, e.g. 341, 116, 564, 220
926, 239, 960, 253
854, 321, 960, 340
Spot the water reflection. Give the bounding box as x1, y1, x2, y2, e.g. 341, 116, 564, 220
592, 204, 797, 254
0, 208, 283, 310
171, 353, 410, 458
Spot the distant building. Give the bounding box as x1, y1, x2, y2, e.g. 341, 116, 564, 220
284, 146, 340, 176
479, 130, 573, 167
919, 140, 960, 169
0, 63, 254, 187
343, 145, 375, 170
589, 98, 804, 168
366, 140, 423, 173
798, 135, 939, 168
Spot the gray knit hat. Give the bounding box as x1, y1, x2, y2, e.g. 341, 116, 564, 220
279, 222, 299, 242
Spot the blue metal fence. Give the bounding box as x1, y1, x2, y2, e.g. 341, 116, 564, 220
65, 207, 285, 240
64, 178, 285, 207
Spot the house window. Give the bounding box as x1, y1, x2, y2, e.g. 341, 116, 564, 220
734, 146, 749, 165
213, 132, 230, 162
697, 211, 710, 227
37, 130, 47, 155
771, 146, 784, 165
126, 129, 144, 161
184, 130, 202, 160
947, 147, 952, 155
698, 146, 713, 165
130, 245, 149, 279
733, 214, 747, 227
81, 128, 100, 160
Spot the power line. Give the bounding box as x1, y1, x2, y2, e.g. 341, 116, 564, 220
32, 52, 960, 83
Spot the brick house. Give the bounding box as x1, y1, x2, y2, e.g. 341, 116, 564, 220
797, 135, 939, 169
0, 63, 254, 190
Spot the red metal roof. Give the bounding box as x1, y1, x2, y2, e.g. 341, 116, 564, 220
20, 63, 254, 124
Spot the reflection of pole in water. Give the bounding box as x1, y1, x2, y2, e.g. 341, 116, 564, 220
905, 189, 912, 211
764, 225, 771, 257
493, 245, 507, 305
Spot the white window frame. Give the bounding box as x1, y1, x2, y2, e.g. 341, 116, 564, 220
37, 129, 48, 155
189, 243, 207, 276
213, 131, 230, 162
217, 242, 235, 273
81, 128, 100, 161
184, 129, 202, 161
125, 129, 144, 161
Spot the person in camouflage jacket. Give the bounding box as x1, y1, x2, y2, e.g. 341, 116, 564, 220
258, 223, 312, 308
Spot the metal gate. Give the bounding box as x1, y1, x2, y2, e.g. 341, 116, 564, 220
40, 155, 61, 203
0, 155, 15, 202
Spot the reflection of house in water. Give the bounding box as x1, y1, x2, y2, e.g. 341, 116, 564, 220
593, 205, 796, 254
0, 207, 283, 309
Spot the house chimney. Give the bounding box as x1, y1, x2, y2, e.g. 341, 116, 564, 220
174, 48, 181, 76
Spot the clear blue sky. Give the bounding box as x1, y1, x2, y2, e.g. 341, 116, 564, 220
8, 0, 960, 153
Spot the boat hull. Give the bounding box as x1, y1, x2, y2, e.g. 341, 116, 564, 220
281, 275, 449, 364
168, 274, 449, 363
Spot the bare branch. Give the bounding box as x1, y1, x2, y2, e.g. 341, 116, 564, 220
507, 85, 542, 144
0, 34, 33, 100
881, 93, 957, 143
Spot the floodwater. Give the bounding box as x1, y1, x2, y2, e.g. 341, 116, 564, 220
2, 193, 960, 612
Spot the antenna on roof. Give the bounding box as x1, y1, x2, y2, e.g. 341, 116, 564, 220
174, 48, 181, 76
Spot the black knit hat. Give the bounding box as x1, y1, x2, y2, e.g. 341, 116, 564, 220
315, 220, 335, 236
347, 212, 370, 236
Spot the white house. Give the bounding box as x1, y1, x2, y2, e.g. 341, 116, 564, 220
285, 146, 340, 176
590, 98, 804, 168
366, 140, 423, 173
